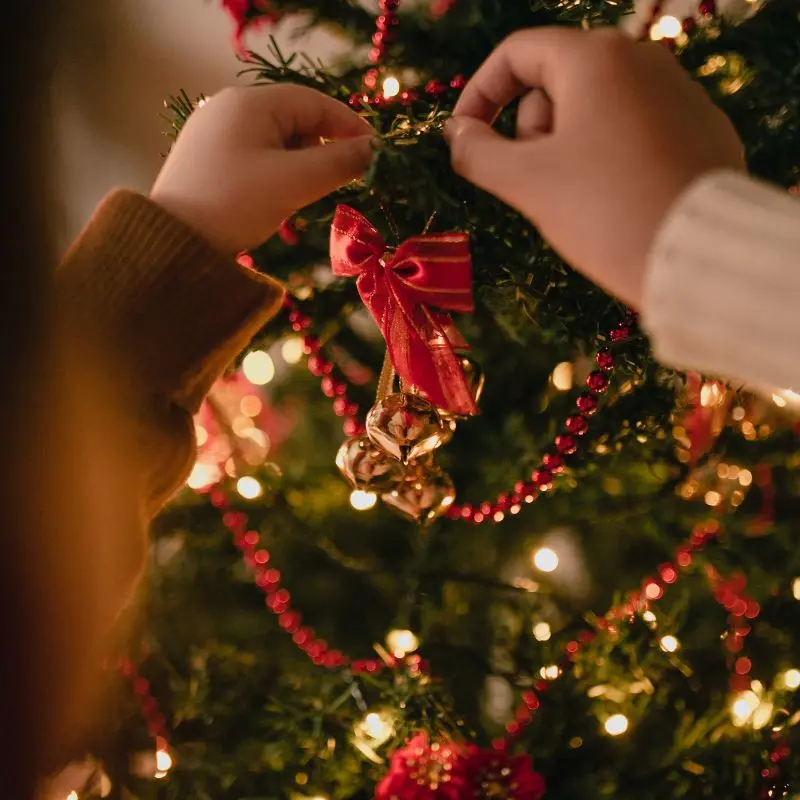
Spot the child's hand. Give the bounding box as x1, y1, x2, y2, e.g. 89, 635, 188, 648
445, 28, 745, 308
150, 84, 374, 254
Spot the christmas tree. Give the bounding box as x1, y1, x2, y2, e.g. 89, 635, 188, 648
80, 0, 800, 798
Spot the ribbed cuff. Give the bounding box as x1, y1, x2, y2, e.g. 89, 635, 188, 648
642, 170, 800, 391
58, 189, 285, 413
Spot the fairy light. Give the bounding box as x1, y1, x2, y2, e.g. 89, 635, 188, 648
533, 622, 552, 642
738, 469, 753, 487
67, 794, 79, 800
731, 690, 760, 726
154, 748, 173, 779
242, 350, 276, 386
382, 76, 401, 98
793, 577, 800, 600
539, 664, 560, 680
533, 547, 559, 573
386, 628, 419, 657
659, 635, 680, 653
604, 714, 629, 736
782, 669, 800, 690
551, 361, 573, 391
240, 395, 263, 417
350, 489, 378, 511
642, 610, 657, 627
354, 710, 396, 749
186, 461, 220, 490
236, 476, 263, 499
281, 337, 305, 365
195, 424, 209, 447
704, 490, 722, 507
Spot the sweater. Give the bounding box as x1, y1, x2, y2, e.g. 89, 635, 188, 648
644, 169, 800, 393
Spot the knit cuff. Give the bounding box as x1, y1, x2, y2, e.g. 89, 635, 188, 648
642, 170, 800, 391
58, 189, 285, 413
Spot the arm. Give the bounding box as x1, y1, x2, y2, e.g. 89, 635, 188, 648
645, 170, 800, 392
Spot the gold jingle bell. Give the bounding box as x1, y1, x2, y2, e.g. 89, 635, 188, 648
381, 465, 456, 526
366, 393, 452, 464
335, 436, 406, 493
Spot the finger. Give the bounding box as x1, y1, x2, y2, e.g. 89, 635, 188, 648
516, 89, 553, 140
446, 116, 536, 208
453, 27, 587, 121
265, 135, 375, 210
266, 85, 374, 144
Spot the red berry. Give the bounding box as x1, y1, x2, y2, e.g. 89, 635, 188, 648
450, 74, 467, 90
425, 79, 448, 96
610, 324, 629, 342
400, 89, 419, 104
343, 418, 365, 437
565, 415, 589, 436
303, 335, 320, 354
363, 68, 379, 89
542, 452, 564, 473
531, 468, 553, 490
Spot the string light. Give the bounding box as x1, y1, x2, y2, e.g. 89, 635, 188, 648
154, 748, 173, 779
782, 669, 800, 690
539, 664, 560, 680
382, 76, 401, 98
186, 461, 220, 490
793, 577, 800, 600
242, 350, 276, 385
738, 469, 753, 487
240, 395, 263, 417
195, 423, 209, 446
604, 714, 629, 736
67, 793, 79, 800
350, 490, 377, 511
551, 361, 573, 391
642, 610, 657, 627
236, 476, 263, 499
533, 547, 559, 573
533, 622, 552, 642
731, 690, 760, 726
386, 628, 419, 657
354, 710, 396, 749
659, 635, 680, 653
281, 337, 305, 365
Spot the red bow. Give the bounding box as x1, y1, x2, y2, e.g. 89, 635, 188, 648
330, 205, 477, 416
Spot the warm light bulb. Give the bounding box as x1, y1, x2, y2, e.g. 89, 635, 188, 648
604, 714, 629, 736
642, 610, 657, 627
386, 628, 419, 657
350, 489, 377, 511
652, 14, 681, 39
659, 635, 680, 653
539, 664, 560, 680
551, 361, 573, 391
281, 337, 304, 365
731, 691, 759, 726
186, 461, 220, 490
355, 710, 396, 747
242, 350, 276, 386
533, 547, 559, 573
67, 793, 79, 800
152, 749, 173, 778
793, 577, 800, 601
236, 476, 263, 499
533, 622, 552, 642
382, 76, 401, 98
783, 669, 800, 690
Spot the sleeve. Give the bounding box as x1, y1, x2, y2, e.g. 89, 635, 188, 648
57, 189, 286, 512
642, 170, 800, 392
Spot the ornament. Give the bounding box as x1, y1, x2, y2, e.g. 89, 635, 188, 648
366, 393, 451, 463
330, 205, 477, 416
439, 355, 484, 419
381, 464, 456, 525
335, 436, 406, 492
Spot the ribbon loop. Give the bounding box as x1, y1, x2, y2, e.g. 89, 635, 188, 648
330, 205, 477, 416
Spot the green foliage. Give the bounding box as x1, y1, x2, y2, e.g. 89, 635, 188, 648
100, 1, 800, 798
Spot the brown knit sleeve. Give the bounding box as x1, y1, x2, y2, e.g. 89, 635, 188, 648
57, 189, 285, 513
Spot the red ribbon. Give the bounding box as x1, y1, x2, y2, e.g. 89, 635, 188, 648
330, 205, 477, 416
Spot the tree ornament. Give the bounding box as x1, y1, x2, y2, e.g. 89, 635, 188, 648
335, 435, 406, 492
367, 393, 452, 463
438, 354, 484, 418
381, 463, 456, 524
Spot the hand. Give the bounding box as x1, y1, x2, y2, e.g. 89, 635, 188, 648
445, 28, 745, 308
150, 84, 374, 254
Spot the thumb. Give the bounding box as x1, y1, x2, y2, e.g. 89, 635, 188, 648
271, 136, 375, 209
445, 117, 534, 208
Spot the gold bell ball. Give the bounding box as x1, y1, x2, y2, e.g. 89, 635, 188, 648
366, 392, 452, 463
381, 464, 456, 525
335, 436, 407, 493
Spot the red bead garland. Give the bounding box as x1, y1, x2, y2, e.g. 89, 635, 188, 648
117, 657, 171, 747
503, 518, 722, 745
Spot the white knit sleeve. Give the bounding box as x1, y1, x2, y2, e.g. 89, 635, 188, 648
642, 170, 800, 391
